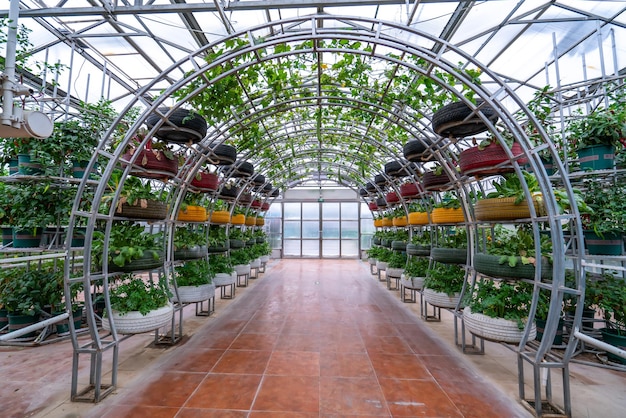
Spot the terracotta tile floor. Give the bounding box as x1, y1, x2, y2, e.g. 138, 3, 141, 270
2, 259, 625, 417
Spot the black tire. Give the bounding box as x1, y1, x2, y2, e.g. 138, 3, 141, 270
391, 240, 407, 251
208, 144, 237, 165
374, 174, 386, 185
219, 186, 239, 199
359, 188, 369, 197
270, 188, 280, 197
146, 107, 207, 144
223, 161, 254, 178
262, 183, 273, 193
365, 182, 376, 192
403, 140, 428, 162
375, 197, 387, 208
384, 160, 415, 177
432, 100, 498, 138
251, 174, 265, 186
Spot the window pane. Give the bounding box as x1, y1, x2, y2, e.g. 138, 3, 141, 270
360, 203, 373, 219
283, 240, 301, 256
341, 220, 359, 238
284, 202, 300, 220
267, 204, 282, 218
302, 203, 319, 220
268, 218, 282, 234
302, 221, 320, 238
341, 202, 359, 219
322, 203, 340, 219
341, 239, 359, 257
360, 218, 375, 234
360, 234, 372, 250
283, 221, 301, 238
302, 240, 320, 257
322, 221, 340, 238
322, 240, 340, 257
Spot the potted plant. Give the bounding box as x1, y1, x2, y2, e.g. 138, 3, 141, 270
431, 192, 465, 224
209, 253, 236, 298
102, 170, 168, 220
474, 225, 552, 280
401, 257, 430, 292
230, 248, 252, 285
173, 226, 208, 260
592, 272, 626, 364
462, 278, 537, 343
172, 259, 215, 304
92, 221, 164, 272
457, 135, 527, 177
431, 226, 468, 264
423, 263, 466, 309
209, 199, 231, 224
580, 178, 626, 255
566, 90, 626, 171
122, 128, 181, 180
385, 250, 407, 286
207, 225, 229, 253
406, 230, 431, 256
407, 200, 431, 226
177, 190, 208, 222
102, 274, 173, 335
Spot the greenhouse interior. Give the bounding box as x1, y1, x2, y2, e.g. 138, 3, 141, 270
1, 0, 626, 417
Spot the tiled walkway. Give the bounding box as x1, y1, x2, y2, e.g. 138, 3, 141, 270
80, 259, 530, 417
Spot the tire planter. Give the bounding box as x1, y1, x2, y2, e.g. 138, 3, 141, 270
102, 303, 173, 335
260, 255, 270, 263
423, 289, 463, 309
384, 161, 414, 177
431, 247, 467, 264
373, 219, 383, 228
584, 230, 623, 255
210, 210, 231, 224
431, 207, 465, 224
400, 274, 425, 290
190, 172, 219, 191
375, 260, 388, 271
385, 191, 399, 204
432, 100, 498, 138
174, 245, 208, 260
400, 182, 422, 197
251, 199, 263, 209
408, 212, 429, 225
600, 328, 626, 365
213, 272, 236, 286
380, 239, 392, 248
229, 239, 245, 249
392, 216, 407, 227
387, 267, 404, 277
224, 161, 254, 178
458, 142, 527, 177
403, 139, 431, 162
116, 200, 168, 220
463, 307, 536, 343
365, 182, 377, 192
262, 183, 273, 194
231, 214, 246, 225
406, 243, 430, 256
577, 144, 615, 171
260, 202, 270, 211
251, 173, 266, 186
374, 174, 386, 185
146, 108, 207, 144
122, 149, 179, 179
368, 202, 378, 211
177, 205, 207, 222
218, 186, 239, 200
423, 170, 452, 191
207, 144, 237, 165
474, 253, 552, 280
239, 193, 253, 205
256, 218, 265, 226
372, 237, 381, 245
250, 258, 262, 269
208, 242, 229, 253
391, 240, 408, 251
173, 284, 215, 304
382, 217, 393, 227
474, 196, 544, 221
375, 197, 387, 209
245, 216, 257, 226
109, 250, 164, 273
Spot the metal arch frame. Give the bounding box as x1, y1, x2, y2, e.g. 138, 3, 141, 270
60, 15, 587, 415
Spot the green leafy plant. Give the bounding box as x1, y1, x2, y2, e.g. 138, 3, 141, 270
208, 253, 234, 275
387, 251, 407, 269
590, 272, 626, 333
208, 225, 228, 247
485, 225, 552, 268
230, 248, 252, 265
581, 178, 626, 236
92, 221, 162, 268
108, 275, 171, 316
404, 257, 429, 277
434, 192, 461, 209
437, 227, 467, 249
174, 259, 214, 287
424, 263, 465, 296
464, 279, 534, 329
0, 264, 64, 315
174, 227, 207, 250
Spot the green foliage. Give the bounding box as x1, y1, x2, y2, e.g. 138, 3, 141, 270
464, 279, 534, 329
589, 272, 626, 332
434, 192, 461, 209
404, 257, 430, 278
208, 225, 228, 247
102, 171, 167, 213
230, 248, 252, 265
0, 264, 64, 314
424, 263, 465, 296
208, 253, 234, 275
108, 275, 171, 316
485, 225, 552, 267
581, 178, 626, 236
410, 231, 431, 246
387, 251, 407, 268
92, 221, 162, 268
174, 259, 214, 287
174, 227, 207, 250
6, 180, 74, 233
437, 227, 467, 249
